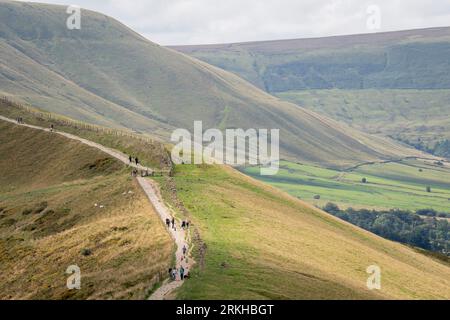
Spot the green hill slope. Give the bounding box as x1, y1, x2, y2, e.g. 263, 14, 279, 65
171, 28, 450, 157
0, 0, 423, 168
156, 164, 450, 299
0, 119, 173, 299
1, 104, 449, 300
171, 27, 450, 92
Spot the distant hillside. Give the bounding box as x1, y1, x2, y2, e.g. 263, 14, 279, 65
277, 89, 450, 158
0, 1, 424, 168
172, 28, 450, 157
0, 119, 173, 299
171, 27, 450, 92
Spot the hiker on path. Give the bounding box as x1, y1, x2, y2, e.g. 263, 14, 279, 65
171, 217, 175, 229
186, 220, 190, 229
165, 218, 170, 228
181, 221, 186, 229
50, 124, 54, 132
135, 157, 139, 166
129, 155, 132, 164
180, 266, 185, 280
172, 268, 177, 281
182, 245, 187, 256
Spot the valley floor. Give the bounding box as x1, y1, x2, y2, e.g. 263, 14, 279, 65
241, 159, 450, 212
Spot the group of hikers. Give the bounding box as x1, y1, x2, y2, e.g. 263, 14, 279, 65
16, 117, 24, 124
165, 217, 190, 231
164, 216, 191, 281
168, 244, 190, 281
169, 265, 189, 281
129, 155, 140, 166
131, 168, 152, 177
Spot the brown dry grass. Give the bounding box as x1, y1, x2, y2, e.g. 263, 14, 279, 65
0, 121, 173, 299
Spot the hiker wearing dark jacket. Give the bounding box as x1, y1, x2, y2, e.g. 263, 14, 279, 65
180, 266, 185, 280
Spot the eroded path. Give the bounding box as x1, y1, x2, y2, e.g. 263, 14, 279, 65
0, 115, 192, 300
138, 178, 193, 300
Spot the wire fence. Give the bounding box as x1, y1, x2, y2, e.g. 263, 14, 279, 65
0, 96, 161, 145
1, 96, 175, 175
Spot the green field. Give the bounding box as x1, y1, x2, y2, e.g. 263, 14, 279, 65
241, 159, 450, 212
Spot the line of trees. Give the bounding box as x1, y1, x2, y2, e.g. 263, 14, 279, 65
398, 136, 450, 158
323, 203, 449, 256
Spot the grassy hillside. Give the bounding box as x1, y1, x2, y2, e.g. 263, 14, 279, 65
277, 89, 450, 156
0, 120, 173, 299
0, 0, 423, 168
172, 29, 450, 159
0, 98, 172, 171
241, 159, 450, 212
172, 27, 450, 92
155, 164, 450, 299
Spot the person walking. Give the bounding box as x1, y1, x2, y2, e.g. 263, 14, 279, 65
129, 155, 132, 164
135, 157, 139, 166
171, 217, 175, 229
165, 218, 170, 228
182, 245, 187, 256
172, 268, 177, 281
180, 266, 185, 280
50, 124, 54, 132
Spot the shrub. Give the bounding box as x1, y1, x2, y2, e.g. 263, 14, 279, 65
81, 248, 92, 256
313, 195, 321, 200
323, 202, 340, 214
361, 177, 367, 183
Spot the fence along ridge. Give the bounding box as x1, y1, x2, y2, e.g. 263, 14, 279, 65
0, 96, 160, 145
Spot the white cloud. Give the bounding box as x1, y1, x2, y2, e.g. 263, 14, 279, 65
17, 0, 450, 45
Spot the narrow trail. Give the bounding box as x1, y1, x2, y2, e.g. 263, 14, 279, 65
0, 115, 151, 172
0, 115, 193, 300
138, 178, 193, 300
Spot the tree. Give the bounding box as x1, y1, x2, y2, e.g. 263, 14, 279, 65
324, 202, 340, 214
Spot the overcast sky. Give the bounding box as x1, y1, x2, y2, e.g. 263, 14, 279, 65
20, 0, 450, 45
